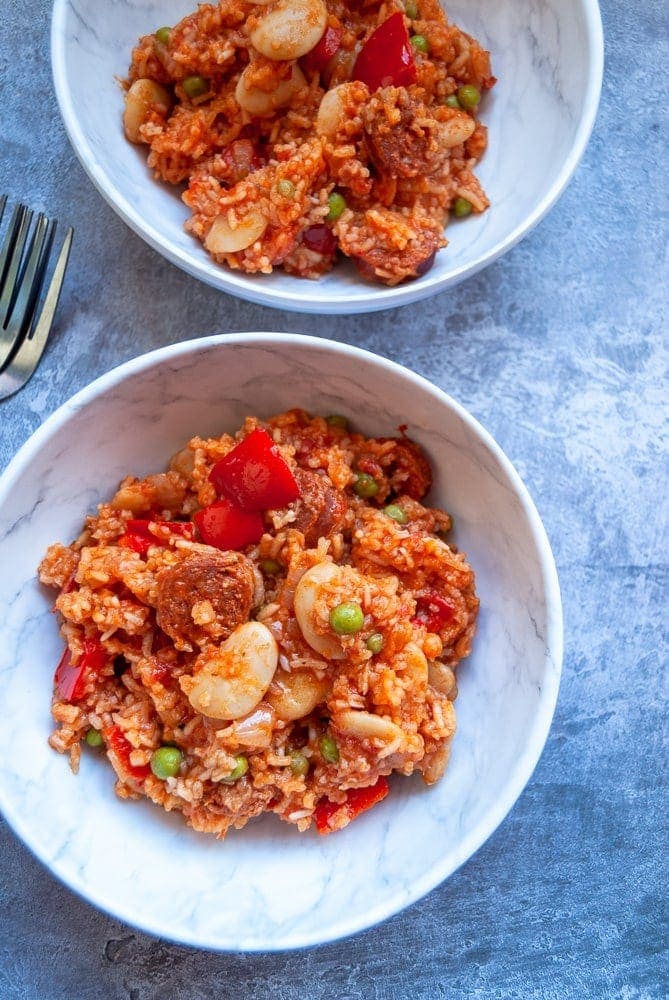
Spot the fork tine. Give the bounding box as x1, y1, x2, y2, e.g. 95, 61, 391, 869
0, 205, 33, 325
0, 196, 7, 227
0, 227, 73, 401
0, 213, 53, 371
0, 204, 24, 295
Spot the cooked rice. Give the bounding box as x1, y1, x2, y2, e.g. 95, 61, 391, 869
123, 0, 495, 285
39, 410, 479, 837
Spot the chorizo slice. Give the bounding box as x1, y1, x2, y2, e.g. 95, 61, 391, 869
362, 87, 442, 179
337, 207, 445, 286
291, 469, 347, 546
155, 549, 259, 648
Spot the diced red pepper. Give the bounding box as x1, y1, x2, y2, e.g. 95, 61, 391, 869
302, 25, 343, 74
149, 660, 173, 687
81, 638, 107, 671
209, 428, 301, 511
118, 531, 153, 555
352, 13, 417, 92
313, 797, 343, 832
302, 224, 338, 256
54, 637, 107, 702
54, 648, 78, 701
314, 776, 389, 834
60, 572, 77, 595
118, 518, 194, 555
413, 593, 455, 632
104, 725, 151, 781
194, 498, 264, 550
221, 138, 266, 181
128, 519, 194, 539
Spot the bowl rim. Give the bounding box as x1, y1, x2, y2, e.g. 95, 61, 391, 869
49, 0, 604, 315
0, 333, 564, 950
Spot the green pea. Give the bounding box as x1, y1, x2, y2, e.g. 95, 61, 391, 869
183, 75, 209, 99
155, 26, 171, 45
405, 1, 419, 19
457, 84, 481, 110
329, 602, 364, 635
354, 473, 379, 499
319, 734, 340, 764
365, 632, 384, 655
290, 751, 310, 777
260, 558, 282, 575
277, 179, 296, 198
150, 745, 184, 779
453, 198, 472, 218
85, 728, 103, 748
384, 504, 408, 525
325, 414, 348, 429
326, 192, 347, 222
223, 755, 249, 782
411, 34, 429, 54
443, 94, 461, 109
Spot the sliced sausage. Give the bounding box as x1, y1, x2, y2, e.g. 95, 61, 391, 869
155, 550, 258, 648
362, 87, 440, 179
338, 208, 444, 286
291, 469, 347, 546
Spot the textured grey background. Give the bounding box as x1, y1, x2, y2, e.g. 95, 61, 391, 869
1, 0, 667, 997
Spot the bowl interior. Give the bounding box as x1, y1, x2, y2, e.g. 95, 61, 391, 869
52, 0, 602, 312
0, 335, 562, 949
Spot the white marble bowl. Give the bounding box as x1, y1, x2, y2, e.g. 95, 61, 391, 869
0, 334, 562, 950
51, 0, 603, 314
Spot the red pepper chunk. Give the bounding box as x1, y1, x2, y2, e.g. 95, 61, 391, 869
314, 777, 389, 834
104, 725, 151, 781
118, 531, 152, 555
302, 25, 343, 74
352, 13, 417, 92
194, 498, 264, 551
128, 519, 194, 539
54, 638, 107, 702
118, 518, 194, 555
413, 593, 455, 632
209, 428, 301, 511
302, 224, 338, 256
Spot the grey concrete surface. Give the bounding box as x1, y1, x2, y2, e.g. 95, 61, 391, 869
1, 1, 667, 997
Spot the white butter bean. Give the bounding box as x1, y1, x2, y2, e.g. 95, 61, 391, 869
335, 709, 404, 744
316, 83, 357, 139
205, 209, 268, 255
249, 0, 327, 62
439, 112, 476, 148
235, 63, 307, 118
420, 741, 452, 784
266, 669, 330, 721
294, 562, 347, 660
123, 78, 172, 144
181, 621, 278, 720
428, 659, 457, 699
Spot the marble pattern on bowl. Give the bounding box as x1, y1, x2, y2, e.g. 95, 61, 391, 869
51, 0, 603, 313
0, 334, 562, 950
